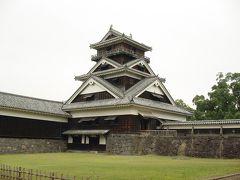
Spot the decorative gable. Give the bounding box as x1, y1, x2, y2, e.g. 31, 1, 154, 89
93, 63, 114, 73
136, 80, 175, 105
81, 81, 106, 94
89, 58, 121, 74
72, 91, 114, 103
145, 83, 164, 95
132, 64, 150, 74
65, 77, 120, 104
105, 34, 117, 40
100, 26, 122, 42
128, 59, 155, 75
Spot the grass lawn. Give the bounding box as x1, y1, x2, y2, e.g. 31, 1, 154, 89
0, 153, 239, 180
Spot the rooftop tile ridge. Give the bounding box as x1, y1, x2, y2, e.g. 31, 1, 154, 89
133, 97, 192, 115
75, 73, 88, 79
163, 119, 240, 125
189, 119, 240, 122
0, 91, 64, 104
121, 36, 152, 50
66, 98, 120, 105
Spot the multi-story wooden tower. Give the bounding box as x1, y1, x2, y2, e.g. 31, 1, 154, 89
62, 26, 191, 151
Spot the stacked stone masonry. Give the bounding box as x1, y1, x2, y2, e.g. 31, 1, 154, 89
0, 138, 67, 154
106, 131, 240, 158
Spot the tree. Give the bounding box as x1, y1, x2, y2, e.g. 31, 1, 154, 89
175, 99, 195, 120
193, 72, 240, 120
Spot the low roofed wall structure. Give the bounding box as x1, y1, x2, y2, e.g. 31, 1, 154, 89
106, 130, 240, 158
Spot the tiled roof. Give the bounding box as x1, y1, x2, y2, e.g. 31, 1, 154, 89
63, 129, 109, 135
62, 98, 130, 110
163, 119, 240, 126
92, 27, 152, 51
75, 57, 154, 81
75, 66, 152, 81
133, 98, 192, 115
62, 96, 191, 116
90, 35, 152, 51
0, 91, 69, 117
64, 74, 191, 115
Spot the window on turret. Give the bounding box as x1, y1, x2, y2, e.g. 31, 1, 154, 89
130, 47, 136, 54
85, 94, 95, 101
109, 54, 136, 64
106, 47, 112, 52
93, 63, 114, 72
72, 91, 114, 103
139, 91, 171, 104
106, 76, 140, 91
132, 64, 150, 74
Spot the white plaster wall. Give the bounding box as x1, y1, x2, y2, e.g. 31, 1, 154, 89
0, 108, 68, 123
146, 85, 164, 95
81, 83, 105, 94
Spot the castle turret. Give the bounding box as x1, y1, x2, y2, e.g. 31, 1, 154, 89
62, 26, 191, 151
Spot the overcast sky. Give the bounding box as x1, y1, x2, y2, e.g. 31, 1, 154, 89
0, 0, 239, 107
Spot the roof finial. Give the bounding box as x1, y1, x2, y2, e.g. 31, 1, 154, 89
130, 33, 132, 39
109, 24, 113, 30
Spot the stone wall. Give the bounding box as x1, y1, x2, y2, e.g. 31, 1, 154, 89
0, 137, 67, 154
106, 131, 240, 158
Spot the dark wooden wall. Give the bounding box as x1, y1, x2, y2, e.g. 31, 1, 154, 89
109, 54, 135, 64
68, 115, 142, 133
93, 63, 114, 72
0, 115, 67, 139
106, 76, 140, 90
132, 64, 150, 74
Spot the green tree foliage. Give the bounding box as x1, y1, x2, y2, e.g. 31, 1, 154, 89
175, 99, 195, 120
193, 72, 240, 120
175, 99, 194, 112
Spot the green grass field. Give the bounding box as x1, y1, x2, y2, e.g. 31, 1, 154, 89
0, 153, 239, 180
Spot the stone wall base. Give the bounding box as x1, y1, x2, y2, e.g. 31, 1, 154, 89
106, 131, 240, 158
0, 137, 67, 154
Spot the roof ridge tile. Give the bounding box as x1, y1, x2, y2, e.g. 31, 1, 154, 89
0, 91, 63, 104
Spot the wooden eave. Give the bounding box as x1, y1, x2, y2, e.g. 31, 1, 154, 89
0, 105, 70, 118
62, 101, 191, 117
90, 36, 152, 52
75, 67, 152, 81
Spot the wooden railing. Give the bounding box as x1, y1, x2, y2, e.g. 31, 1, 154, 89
0, 164, 76, 180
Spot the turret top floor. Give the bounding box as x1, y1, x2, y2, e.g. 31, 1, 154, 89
90, 26, 152, 63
